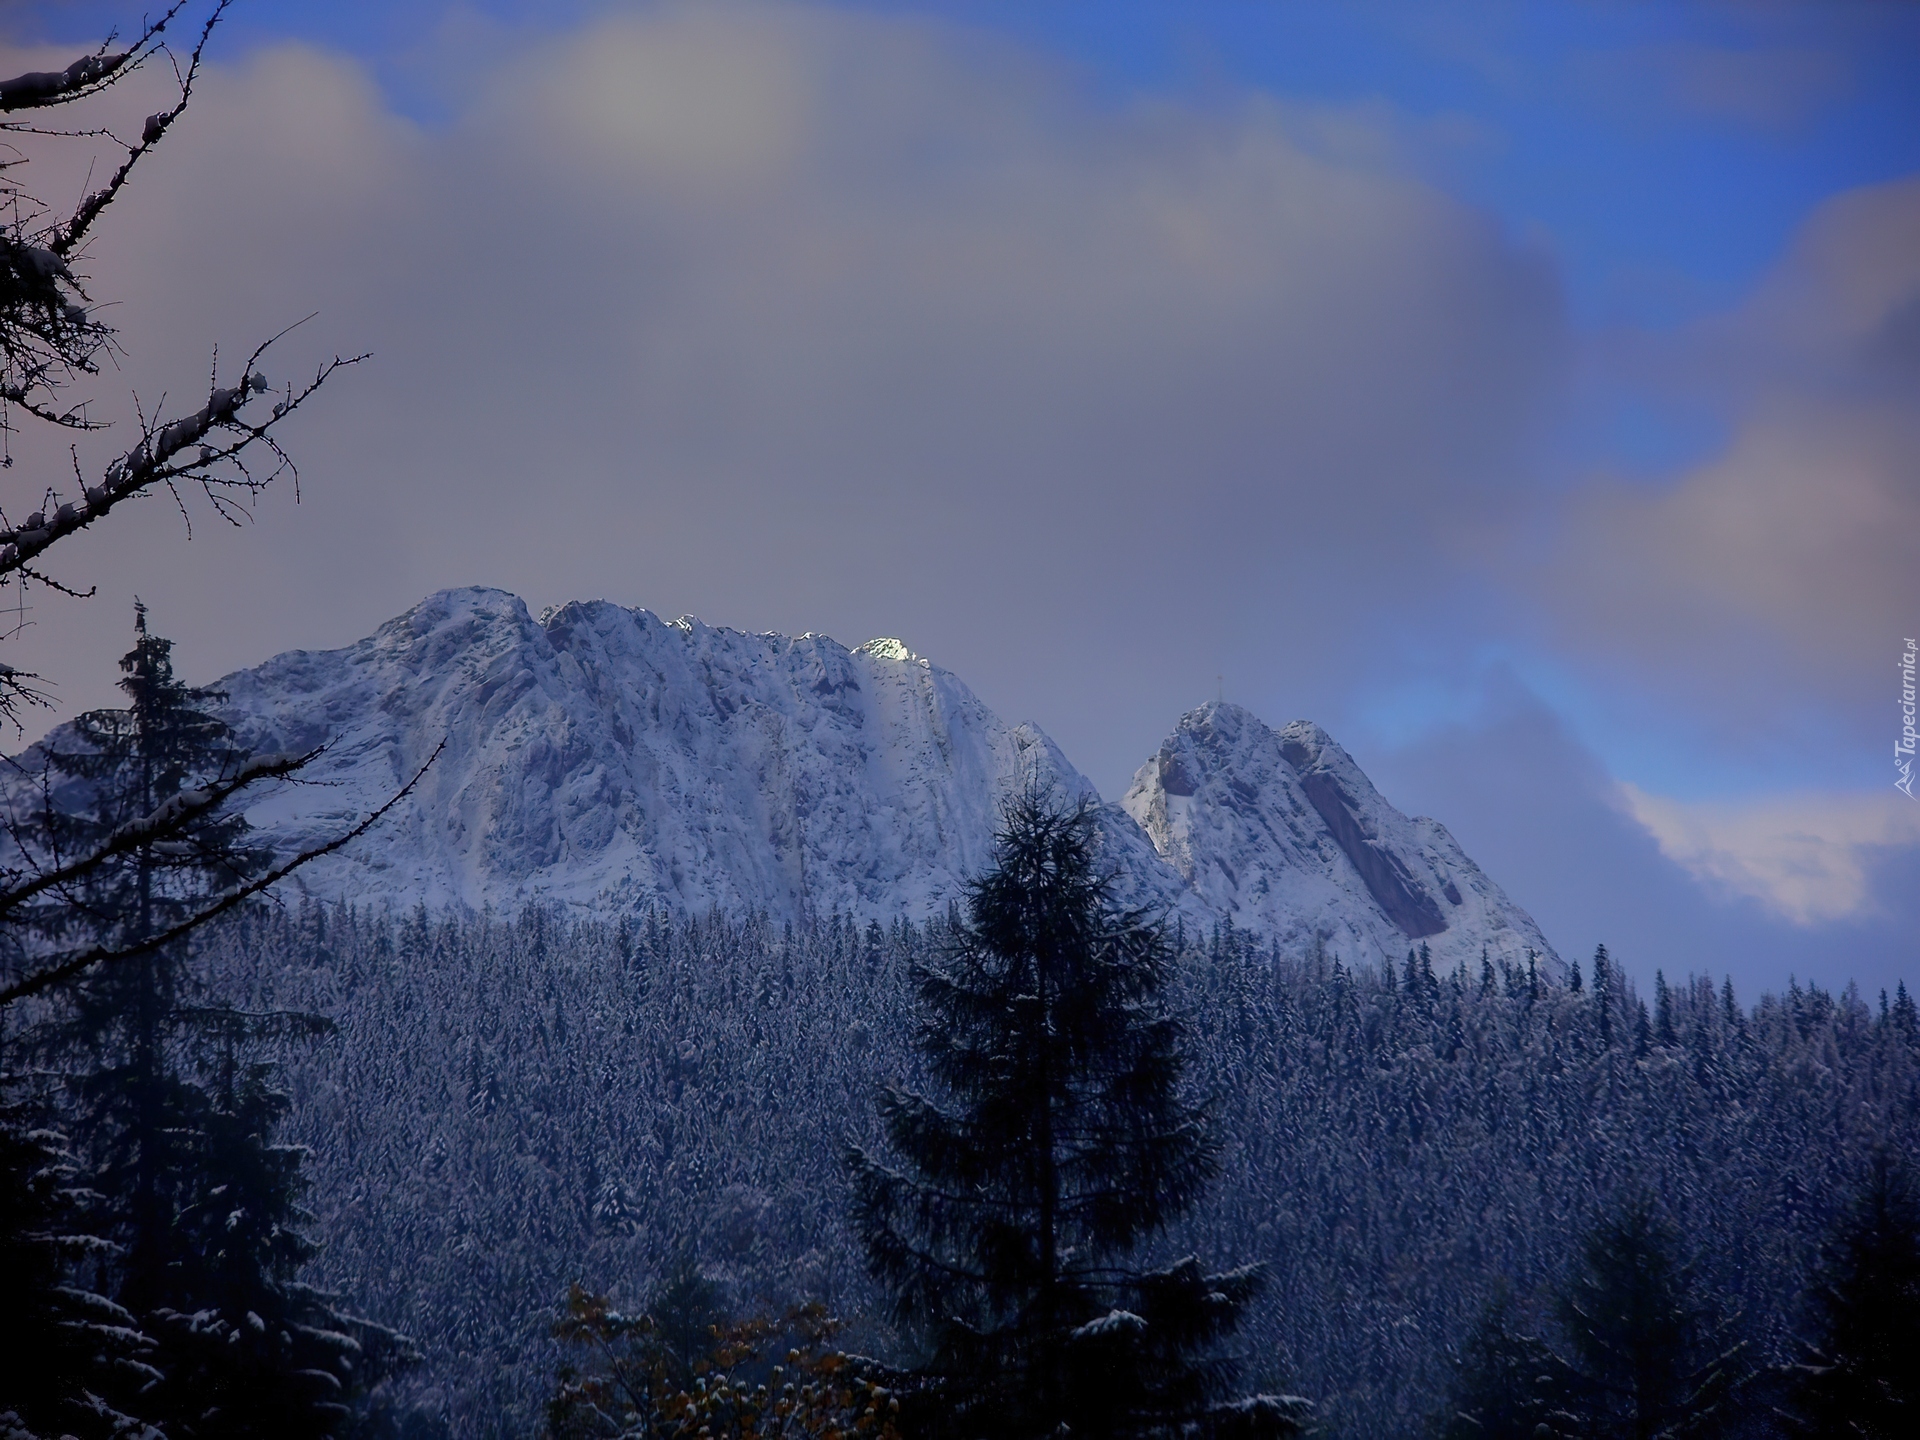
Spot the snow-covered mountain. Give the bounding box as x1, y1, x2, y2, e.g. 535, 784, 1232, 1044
1123, 702, 1556, 973
212, 587, 1183, 925
33, 586, 1553, 968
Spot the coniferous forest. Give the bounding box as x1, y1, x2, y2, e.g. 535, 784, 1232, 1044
96, 892, 1905, 1437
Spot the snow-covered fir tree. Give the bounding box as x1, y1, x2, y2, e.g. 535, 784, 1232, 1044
847, 792, 1294, 1439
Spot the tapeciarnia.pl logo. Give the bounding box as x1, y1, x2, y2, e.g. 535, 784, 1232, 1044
1900, 638, 1917, 798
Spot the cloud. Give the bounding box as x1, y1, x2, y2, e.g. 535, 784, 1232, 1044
1737, 176, 1920, 366
0, 0, 1565, 799
1617, 782, 1920, 924
1365, 677, 1920, 998
1536, 175, 1920, 755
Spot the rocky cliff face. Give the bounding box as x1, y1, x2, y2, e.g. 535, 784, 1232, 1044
1123, 702, 1556, 972
16, 587, 1554, 969
216, 587, 1139, 920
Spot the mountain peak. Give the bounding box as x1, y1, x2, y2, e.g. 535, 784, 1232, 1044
1125, 704, 1555, 972
856, 637, 920, 664
399, 585, 536, 627
199, 593, 1092, 920
28, 587, 1555, 967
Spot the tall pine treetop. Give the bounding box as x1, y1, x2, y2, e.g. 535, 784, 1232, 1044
849, 788, 1297, 1440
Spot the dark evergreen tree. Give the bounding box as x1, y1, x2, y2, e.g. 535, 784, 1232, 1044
1592, 945, 1614, 1047
1782, 1152, 1920, 1438
1549, 1202, 1748, 1440
1439, 1293, 1562, 1440
34, 607, 264, 1313
0, 1090, 156, 1439
10, 612, 408, 1435
142, 1060, 416, 1438
847, 792, 1298, 1439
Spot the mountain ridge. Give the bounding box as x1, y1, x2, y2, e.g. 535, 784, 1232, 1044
16, 587, 1557, 971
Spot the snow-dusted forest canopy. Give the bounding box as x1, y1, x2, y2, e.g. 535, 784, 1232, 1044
189, 900, 1919, 1437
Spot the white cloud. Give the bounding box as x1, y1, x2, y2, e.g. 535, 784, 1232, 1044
1619, 783, 1920, 924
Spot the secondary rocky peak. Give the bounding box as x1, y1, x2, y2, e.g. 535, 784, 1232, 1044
1125, 702, 1555, 973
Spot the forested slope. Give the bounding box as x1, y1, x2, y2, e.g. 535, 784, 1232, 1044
201, 906, 1919, 1438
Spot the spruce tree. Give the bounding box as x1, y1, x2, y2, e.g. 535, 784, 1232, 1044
1439, 1293, 1561, 1440
1591, 945, 1613, 1047
144, 1058, 415, 1439
33, 606, 264, 1313
1549, 1202, 1748, 1440
10, 611, 407, 1434
1783, 1152, 1920, 1438
1893, 982, 1918, 1040
848, 792, 1298, 1439
0, 1091, 157, 1439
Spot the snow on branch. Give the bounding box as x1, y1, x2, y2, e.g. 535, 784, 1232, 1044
0, 739, 444, 1009
0, 52, 133, 112
0, 0, 192, 115
46, 4, 229, 262
0, 2, 189, 113
0, 340, 368, 583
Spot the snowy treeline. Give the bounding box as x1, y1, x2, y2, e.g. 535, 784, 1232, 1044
198, 904, 1919, 1438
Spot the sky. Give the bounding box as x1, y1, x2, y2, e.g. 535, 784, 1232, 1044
4, 0, 1918, 1000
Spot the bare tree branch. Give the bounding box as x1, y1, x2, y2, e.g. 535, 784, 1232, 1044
0, 743, 321, 919
0, 739, 445, 1010
50, 2, 228, 259
0, 3, 187, 114
0, 346, 368, 582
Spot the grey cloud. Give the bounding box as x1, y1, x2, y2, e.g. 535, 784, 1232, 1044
2, 1, 1565, 798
